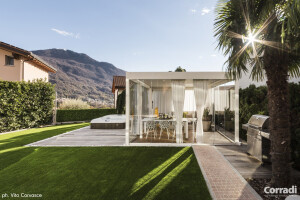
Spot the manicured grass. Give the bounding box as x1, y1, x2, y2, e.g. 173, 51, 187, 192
0, 124, 211, 200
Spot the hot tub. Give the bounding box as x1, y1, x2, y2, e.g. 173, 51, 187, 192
90, 114, 125, 129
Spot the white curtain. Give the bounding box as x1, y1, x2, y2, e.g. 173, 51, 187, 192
171, 80, 185, 143
193, 80, 208, 143
130, 82, 139, 135
152, 89, 173, 114
142, 87, 150, 115
205, 88, 212, 108
183, 90, 196, 112
215, 87, 234, 112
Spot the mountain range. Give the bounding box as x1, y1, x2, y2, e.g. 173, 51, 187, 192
32, 49, 125, 106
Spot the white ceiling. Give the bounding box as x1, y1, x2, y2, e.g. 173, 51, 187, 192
138, 79, 233, 89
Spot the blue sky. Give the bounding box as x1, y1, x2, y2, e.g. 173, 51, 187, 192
0, 0, 227, 72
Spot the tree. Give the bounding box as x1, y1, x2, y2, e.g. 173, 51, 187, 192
175, 66, 186, 72
116, 90, 126, 114
214, 0, 300, 187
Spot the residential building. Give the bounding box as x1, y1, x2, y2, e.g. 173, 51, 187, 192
0, 41, 56, 82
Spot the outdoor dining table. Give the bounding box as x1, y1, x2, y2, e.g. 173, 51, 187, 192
142, 118, 189, 139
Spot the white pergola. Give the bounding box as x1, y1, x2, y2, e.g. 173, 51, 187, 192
125, 72, 239, 145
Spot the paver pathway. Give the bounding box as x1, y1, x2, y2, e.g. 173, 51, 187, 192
193, 145, 262, 200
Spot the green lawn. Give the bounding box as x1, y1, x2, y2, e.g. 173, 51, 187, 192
0, 124, 211, 200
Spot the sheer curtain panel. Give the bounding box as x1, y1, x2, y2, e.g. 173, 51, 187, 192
171, 80, 185, 143
193, 80, 208, 143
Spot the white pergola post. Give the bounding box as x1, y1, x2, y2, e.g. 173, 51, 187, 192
211, 88, 215, 132
149, 88, 152, 115
114, 89, 118, 108
137, 83, 143, 138
125, 78, 130, 145
234, 79, 240, 143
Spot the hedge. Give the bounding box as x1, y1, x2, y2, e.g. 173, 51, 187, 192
239, 84, 268, 141
56, 109, 117, 122
239, 83, 300, 141
0, 80, 55, 133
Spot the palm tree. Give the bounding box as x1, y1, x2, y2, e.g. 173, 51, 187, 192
214, 0, 300, 187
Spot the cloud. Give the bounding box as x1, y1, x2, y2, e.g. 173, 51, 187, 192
211, 54, 217, 57
190, 9, 197, 14
51, 28, 80, 39
201, 8, 211, 15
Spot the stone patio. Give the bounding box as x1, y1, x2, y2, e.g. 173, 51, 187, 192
193, 145, 262, 200
216, 145, 272, 179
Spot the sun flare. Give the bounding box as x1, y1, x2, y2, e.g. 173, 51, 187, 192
226, 3, 284, 64
247, 32, 255, 43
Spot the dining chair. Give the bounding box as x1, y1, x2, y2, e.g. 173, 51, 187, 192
158, 121, 171, 139
145, 121, 157, 139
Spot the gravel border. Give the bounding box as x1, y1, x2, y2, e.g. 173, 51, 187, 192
247, 178, 300, 200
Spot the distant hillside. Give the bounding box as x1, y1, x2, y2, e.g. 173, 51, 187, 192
32, 49, 125, 105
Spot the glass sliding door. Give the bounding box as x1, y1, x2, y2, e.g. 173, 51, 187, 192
213, 82, 236, 144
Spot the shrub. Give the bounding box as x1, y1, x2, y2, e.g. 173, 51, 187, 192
0, 80, 55, 132
203, 107, 212, 121
116, 90, 125, 114
59, 98, 90, 110
239, 85, 268, 140
56, 109, 117, 122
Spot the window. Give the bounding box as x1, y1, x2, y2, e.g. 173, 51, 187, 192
5, 55, 14, 66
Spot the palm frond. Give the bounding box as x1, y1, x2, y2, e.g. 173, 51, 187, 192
214, 0, 300, 80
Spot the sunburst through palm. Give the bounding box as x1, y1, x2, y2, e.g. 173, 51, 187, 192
226, 2, 287, 66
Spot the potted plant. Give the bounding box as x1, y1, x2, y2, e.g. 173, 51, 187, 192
202, 107, 212, 131
224, 107, 234, 131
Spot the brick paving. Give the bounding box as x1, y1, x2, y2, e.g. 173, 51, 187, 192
193, 145, 262, 200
